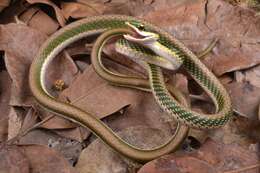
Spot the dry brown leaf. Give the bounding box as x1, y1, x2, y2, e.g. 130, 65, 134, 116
20, 144, 77, 173
18, 129, 82, 165
54, 127, 90, 142
142, 0, 260, 76
20, 108, 38, 132
4, 52, 34, 107
0, 0, 11, 13
19, 7, 59, 35
7, 107, 23, 140
244, 65, 260, 88
61, 2, 105, 19
77, 0, 134, 16
25, 0, 66, 26
0, 23, 47, 61
0, 71, 12, 142
225, 82, 260, 120
60, 65, 136, 119
138, 139, 259, 173
0, 23, 47, 106
0, 145, 29, 173
259, 104, 260, 120
75, 126, 172, 173
44, 51, 79, 97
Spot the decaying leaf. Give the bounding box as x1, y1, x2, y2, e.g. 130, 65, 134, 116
0, 0, 11, 13
0, 24, 47, 106
61, 2, 105, 19
25, 0, 66, 26
18, 129, 82, 165
244, 65, 260, 88
0, 71, 12, 142
7, 107, 24, 140
19, 7, 59, 35
0, 145, 29, 173
226, 82, 260, 120
137, 139, 259, 173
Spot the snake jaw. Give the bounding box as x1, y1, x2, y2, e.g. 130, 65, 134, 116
124, 21, 159, 44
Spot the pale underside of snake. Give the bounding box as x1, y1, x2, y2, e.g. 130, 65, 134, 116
29, 15, 232, 162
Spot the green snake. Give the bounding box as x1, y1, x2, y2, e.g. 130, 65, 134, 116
29, 15, 232, 161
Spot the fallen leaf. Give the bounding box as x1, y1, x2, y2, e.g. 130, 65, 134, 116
0, 23, 47, 106
19, 7, 59, 35
0, 71, 11, 142
25, 0, 66, 26
259, 104, 260, 120
244, 65, 260, 88
60, 65, 138, 119
44, 51, 79, 97
77, 0, 134, 16
0, 0, 11, 13
7, 107, 24, 140
61, 2, 105, 19
225, 82, 260, 120
18, 129, 82, 165
138, 139, 259, 173
20, 108, 38, 133
20, 144, 77, 173
53, 127, 90, 142
0, 0, 27, 24
0, 145, 29, 173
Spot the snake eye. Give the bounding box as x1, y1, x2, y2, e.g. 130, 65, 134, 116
138, 24, 145, 30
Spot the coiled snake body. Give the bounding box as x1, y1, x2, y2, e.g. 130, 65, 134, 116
29, 15, 232, 162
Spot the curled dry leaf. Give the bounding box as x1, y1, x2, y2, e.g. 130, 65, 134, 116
25, 0, 66, 26
19, 7, 59, 35
0, 71, 12, 142
75, 126, 173, 173
138, 139, 259, 173
0, 0, 11, 13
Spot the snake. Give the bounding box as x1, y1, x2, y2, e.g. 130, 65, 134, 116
29, 15, 232, 162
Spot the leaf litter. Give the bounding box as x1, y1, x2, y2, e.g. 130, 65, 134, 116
0, 0, 260, 172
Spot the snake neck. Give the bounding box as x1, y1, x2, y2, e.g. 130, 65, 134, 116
143, 42, 183, 70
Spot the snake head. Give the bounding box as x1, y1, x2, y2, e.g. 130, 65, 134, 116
124, 21, 159, 45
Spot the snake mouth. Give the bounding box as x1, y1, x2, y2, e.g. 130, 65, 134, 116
124, 22, 159, 44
